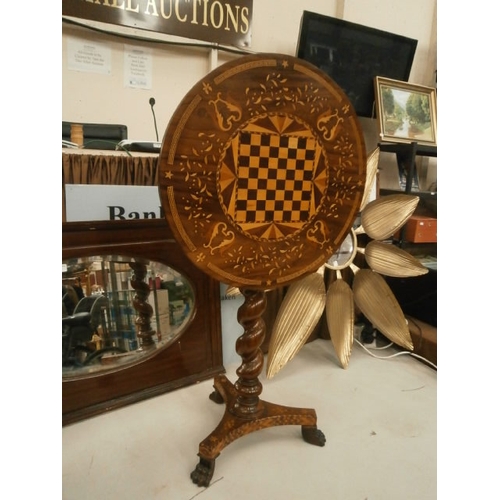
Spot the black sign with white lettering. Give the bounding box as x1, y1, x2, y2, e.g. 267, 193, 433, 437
63, 0, 253, 48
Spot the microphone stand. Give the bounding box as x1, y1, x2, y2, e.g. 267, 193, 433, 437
149, 97, 159, 142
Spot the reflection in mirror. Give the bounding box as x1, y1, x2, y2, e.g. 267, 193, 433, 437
324, 229, 357, 270
62, 255, 195, 379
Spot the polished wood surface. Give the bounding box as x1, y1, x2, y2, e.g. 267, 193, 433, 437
158, 54, 364, 486
129, 261, 156, 349
62, 219, 224, 426
191, 289, 325, 487
159, 53, 367, 289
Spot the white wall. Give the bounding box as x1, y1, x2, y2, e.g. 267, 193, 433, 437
62, 0, 437, 145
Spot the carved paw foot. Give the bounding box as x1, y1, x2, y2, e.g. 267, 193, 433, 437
190, 457, 216, 487
302, 425, 326, 447
209, 389, 224, 404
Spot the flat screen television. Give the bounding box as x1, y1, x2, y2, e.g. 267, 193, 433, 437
296, 11, 418, 118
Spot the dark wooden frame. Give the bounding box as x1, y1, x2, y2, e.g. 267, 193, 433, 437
62, 218, 224, 426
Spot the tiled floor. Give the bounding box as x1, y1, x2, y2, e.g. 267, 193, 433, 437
62, 339, 437, 500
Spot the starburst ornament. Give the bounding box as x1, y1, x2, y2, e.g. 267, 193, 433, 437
266, 148, 429, 377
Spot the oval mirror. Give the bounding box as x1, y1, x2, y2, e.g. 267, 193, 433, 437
324, 229, 357, 271
62, 255, 195, 379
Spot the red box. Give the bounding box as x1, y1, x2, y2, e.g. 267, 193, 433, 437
399, 215, 437, 243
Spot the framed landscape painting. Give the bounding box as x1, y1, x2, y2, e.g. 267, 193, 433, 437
374, 77, 437, 147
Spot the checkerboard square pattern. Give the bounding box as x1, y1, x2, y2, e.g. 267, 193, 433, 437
236, 132, 317, 223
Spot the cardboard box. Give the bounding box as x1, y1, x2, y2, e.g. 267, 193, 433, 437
397, 215, 437, 243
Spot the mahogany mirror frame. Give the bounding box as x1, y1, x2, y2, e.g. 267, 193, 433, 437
62, 218, 224, 426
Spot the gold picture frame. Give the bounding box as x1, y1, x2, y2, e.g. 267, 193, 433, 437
374, 76, 437, 147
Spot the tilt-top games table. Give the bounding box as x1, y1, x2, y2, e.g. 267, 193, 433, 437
158, 53, 367, 486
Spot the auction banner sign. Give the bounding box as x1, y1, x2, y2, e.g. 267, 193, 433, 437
62, 0, 253, 48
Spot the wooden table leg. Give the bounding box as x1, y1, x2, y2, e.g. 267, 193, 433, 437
191, 289, 325, 487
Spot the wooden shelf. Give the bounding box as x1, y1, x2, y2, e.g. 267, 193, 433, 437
378, 142, 437, 157
379, 188, 437, 200
378, 142, 437, 333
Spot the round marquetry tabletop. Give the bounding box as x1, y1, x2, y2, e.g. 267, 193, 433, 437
158, 53, 366, 289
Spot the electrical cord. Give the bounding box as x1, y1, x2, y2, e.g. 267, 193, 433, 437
354, 338, 437, 370
356, 316, 436, 370
361, 341, 394, 350
62, 16, 255, 56
81, 140, 133, 156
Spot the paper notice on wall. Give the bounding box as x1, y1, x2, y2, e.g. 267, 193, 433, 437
67, 37, 111, 75
124, 45, 152, 89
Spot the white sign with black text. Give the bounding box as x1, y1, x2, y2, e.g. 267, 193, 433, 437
65, 184, 162, 222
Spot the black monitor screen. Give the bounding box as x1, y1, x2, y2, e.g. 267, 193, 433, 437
296, 11, 418, 118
